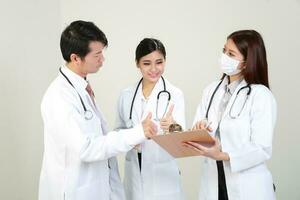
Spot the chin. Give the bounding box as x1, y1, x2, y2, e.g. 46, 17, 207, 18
92, 66, 102, 73
148, 76, 160, 83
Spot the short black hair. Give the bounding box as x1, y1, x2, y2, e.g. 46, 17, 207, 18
135, 38, 166, 63
60, 20, 108, 62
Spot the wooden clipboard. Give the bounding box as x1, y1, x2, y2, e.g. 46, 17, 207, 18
151, 129, 215, 158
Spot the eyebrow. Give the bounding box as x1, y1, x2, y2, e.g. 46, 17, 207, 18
94, 50, 102, 54
224, 46, 238, 54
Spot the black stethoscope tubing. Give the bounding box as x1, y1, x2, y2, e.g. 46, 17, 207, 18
59, 67, 93, 120
129, 76, 171, 121
205, 76, 251, 120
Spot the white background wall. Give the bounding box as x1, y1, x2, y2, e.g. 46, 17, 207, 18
1, 0, 300, 199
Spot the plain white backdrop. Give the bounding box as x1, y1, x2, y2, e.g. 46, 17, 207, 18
1, 0, 300, 199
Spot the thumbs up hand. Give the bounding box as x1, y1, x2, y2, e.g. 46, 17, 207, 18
142, 112, 158, 139
160, 104, 176, 132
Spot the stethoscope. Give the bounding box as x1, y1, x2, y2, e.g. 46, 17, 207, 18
129, 76, 171, 123
205, 75, 251, 120
59, 68, 93, 120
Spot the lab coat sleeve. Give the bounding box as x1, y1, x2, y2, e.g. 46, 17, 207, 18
227, 87, 277, 173
114, 92, 127, 131
192, 84, 212, 126
56, 90, 146, 163
172, 90, 186, 130
108, 157, 126, 200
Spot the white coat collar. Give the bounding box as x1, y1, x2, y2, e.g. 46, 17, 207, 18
60, 65, 88, 93
221, 77, 248, 119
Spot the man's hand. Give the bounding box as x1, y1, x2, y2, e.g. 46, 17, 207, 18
142, 112, 157, 138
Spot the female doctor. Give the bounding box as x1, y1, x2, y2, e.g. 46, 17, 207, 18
115, 38, 186, 200
185, 30, 277, 200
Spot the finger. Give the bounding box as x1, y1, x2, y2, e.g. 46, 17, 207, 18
159, 118, 167, 123
146, 112, 152, 120
160, 121, 169, 126
213, 137, 220, 146
182, 142, 204, 154
207, 126, 213, 132
151, 124, 158, 133
165, 104, 174, 117
187, 141, 208, 151
196, 122, 202, 130
192, 124, 197, 130
192, 122, 200, 130
200, 122, 206, 129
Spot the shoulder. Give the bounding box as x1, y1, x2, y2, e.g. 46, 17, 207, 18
118, 85, 136, 99
42, 76, 77, 105
202, 80, 223, 96
250, 84, 277, 106
117, 84, 138, 106
251, 84, 275, 99
164, 79, 184, 97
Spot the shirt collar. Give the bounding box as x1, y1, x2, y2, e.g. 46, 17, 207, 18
137, 77, 163, 101
225, 77, 243, 95
60, 65, 88, 92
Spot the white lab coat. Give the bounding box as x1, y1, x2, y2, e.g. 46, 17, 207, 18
39, 67, 147, 200
115, 78, 186, 200
193, 78, 277, 200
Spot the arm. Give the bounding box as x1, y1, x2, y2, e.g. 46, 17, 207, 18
55, 91, 152, 163
172, 91, 186, 130
114, 92, 127, 131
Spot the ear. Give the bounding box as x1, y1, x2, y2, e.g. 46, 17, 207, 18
239, 61, 246, 70
136, 61, 140, 68
70, 53, 82, 64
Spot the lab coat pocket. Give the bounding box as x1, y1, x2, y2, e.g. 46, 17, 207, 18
240, 169, 275, 200
153, 160, 181, 196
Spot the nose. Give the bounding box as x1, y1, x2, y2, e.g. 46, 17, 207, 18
100, 54, 105, 63
150, 64, 158, 72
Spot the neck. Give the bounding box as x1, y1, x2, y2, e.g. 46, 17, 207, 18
142, 79, 156, 98
66, 62, 87, 78
228, 73, 243, 83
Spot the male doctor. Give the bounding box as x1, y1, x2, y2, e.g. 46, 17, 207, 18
39, 20, 157, 200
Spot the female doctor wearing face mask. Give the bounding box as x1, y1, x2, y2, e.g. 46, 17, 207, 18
185, 30, 277, 200
115, 38, 186, 200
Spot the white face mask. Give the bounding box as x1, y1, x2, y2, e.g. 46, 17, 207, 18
219, 53, 242, 76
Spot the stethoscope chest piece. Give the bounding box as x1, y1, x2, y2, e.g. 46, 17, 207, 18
84, 110, 93, 120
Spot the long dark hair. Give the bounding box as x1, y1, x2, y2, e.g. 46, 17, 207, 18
228, 30, 269, 88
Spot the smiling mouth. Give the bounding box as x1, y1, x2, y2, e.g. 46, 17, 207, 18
148, 73, 160, 78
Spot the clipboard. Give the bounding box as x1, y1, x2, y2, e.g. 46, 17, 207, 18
151, 129, 215, 158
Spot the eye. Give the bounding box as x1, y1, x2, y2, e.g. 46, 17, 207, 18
156, 61, 163, 64
143, 62, 151, 66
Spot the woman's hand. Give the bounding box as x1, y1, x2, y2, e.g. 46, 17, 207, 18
182, 137, 230, 161
192, 119, 213, 132
160, 104, 176, 132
